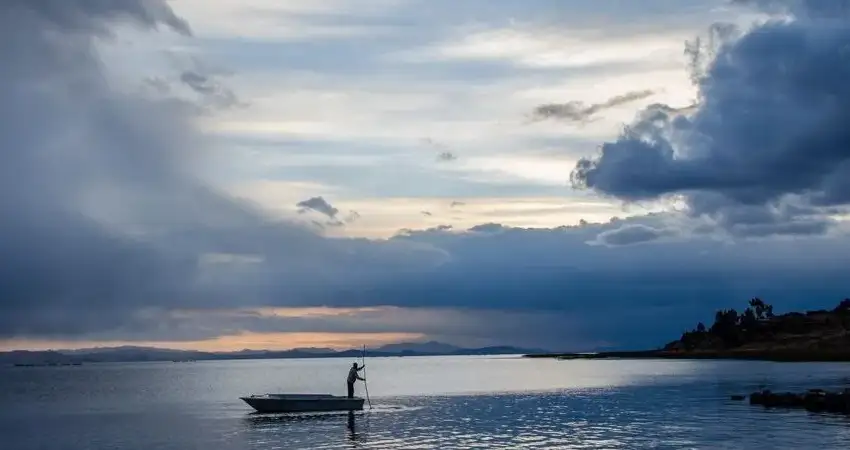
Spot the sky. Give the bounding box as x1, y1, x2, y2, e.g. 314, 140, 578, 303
3, 0, 850, 353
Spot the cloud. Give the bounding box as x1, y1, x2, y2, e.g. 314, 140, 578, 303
296, 196, 360, 227
168, 0, 406, 41
297, 196, 340, 219
593, 223, 677, 246
732, 0, 850, 18
141, 67, 244, 112
569, 0, 850, 236
421, 137, 458, 162
179, 70, 243, 110
0, 0, 440, 339
468, 223, 509, 233
30, 306, 588, 350
531, 89, 656, 123
190, 1, 720, 208
376, 214, 850, 348
11, 0, 192, 36
344, 210, 361, 223
437, 151, 458, 162
7, 0, 850, 353
396, 23, 699, 70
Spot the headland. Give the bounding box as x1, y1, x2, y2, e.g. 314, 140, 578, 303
526, 298, 850, 362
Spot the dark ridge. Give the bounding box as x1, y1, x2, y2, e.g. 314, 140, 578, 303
0, 342, 548, 366
527, 298, 850, 362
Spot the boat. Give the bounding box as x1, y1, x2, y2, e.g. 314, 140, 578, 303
239, 394, 366, 413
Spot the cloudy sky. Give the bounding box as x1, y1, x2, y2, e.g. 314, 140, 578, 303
3, 0, 850, 352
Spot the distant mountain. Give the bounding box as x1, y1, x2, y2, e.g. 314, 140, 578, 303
0, 350, 77, 365
0, 341, 549, 366
376, 341, 461, 354
60, 346, 209, 361
290, 347, 337, 354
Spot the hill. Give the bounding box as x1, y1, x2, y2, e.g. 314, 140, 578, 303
658, 298, 850, 359
527, 298, 850, 362
1, 341, 548, 366
376, 341, 461, 354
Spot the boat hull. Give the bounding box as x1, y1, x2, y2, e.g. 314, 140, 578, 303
240, 394, 365, 413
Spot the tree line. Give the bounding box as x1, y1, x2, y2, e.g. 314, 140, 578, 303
669, 298, 850, 351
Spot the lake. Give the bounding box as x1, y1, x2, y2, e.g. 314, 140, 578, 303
2, 355, 850, 449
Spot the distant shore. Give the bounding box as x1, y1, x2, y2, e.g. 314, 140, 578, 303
527, 297, 850, 363
523, 349, 850, 362
0, 342, 545, 367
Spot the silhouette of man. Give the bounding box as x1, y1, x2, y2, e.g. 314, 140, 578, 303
346, 362, 365, 398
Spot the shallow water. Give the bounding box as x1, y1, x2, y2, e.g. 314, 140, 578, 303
2, 355, 850, 449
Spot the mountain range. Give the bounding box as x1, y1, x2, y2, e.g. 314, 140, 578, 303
1, 341, 548, 366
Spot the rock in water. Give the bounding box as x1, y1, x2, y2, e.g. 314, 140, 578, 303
749, 389, 850, 414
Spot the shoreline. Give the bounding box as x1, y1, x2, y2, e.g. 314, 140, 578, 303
523, 349, 850, 362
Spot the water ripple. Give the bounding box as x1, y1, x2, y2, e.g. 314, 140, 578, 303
3, 358, 850, 449
230, 388, 850, 449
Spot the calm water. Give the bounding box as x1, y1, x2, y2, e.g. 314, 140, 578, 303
2, 355, 850, 449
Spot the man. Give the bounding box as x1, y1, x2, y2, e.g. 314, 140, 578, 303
346, 362, 366, 398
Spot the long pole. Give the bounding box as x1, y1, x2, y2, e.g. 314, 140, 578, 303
362, 344, 372, 409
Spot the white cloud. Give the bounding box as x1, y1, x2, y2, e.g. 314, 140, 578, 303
176, 12, 715, 237
169, 0, 408, 40
395, 26, 692, 69
205, 64, 693, 150
223, 185, 666, 238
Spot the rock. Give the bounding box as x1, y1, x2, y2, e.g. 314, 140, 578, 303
749, 388, 850, 414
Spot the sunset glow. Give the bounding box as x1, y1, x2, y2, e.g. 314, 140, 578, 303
0, 331, 424, 353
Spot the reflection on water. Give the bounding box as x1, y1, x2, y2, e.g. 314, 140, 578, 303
235, 388, 850, 449
240, 410, 368, 447
3, 356, 850, 449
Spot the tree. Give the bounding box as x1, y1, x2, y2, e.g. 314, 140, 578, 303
740, 307, 757, 329
696, 322, 706, 333
765, 303, 774, 318
749, 297, 774, 320
710, 309, 741, 347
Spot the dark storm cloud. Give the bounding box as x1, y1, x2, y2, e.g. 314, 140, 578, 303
78, 307, 584, 350
733, 0, 850, 17
371, 215, 850, 348
8, 0, 191, 35
0, 0, 195, 336
66, 212, 850, 350
0, 0, 442, 339
569, 0, 850, 236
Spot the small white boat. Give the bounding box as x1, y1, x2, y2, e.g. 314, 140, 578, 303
240, 394, 366, 413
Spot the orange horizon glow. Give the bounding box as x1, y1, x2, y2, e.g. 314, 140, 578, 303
0, 331, 425, 352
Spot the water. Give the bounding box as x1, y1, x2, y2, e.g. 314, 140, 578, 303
2, 355, 850, 449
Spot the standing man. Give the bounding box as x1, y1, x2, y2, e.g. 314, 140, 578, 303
346, 362, 365, 398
